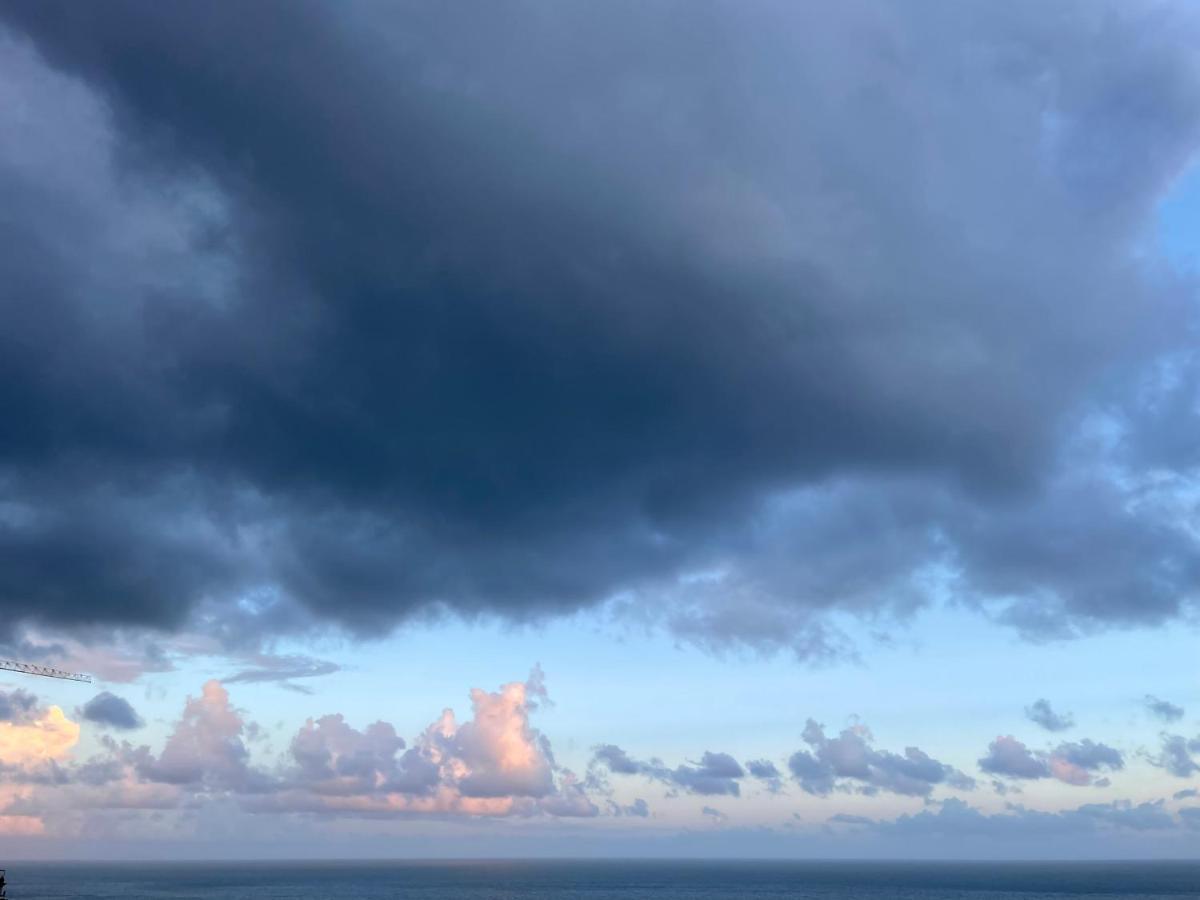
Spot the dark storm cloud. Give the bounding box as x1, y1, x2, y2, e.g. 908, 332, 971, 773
1, 1, 1200, 650
1025, 699, 1074, 732
1144, 695, 1185, 723
78, 692, 144, 730
788, 719, 973, 797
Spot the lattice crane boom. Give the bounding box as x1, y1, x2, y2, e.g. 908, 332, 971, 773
0, 659, 92, 683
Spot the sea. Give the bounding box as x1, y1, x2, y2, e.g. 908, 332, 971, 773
3, 861, 1198, 900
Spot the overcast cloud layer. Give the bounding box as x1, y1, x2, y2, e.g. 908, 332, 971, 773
1, 1, 1200, 659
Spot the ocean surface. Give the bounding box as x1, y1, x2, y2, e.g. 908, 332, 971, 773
3, 861, 1198, 900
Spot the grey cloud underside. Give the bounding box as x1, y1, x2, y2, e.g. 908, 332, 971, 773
745, 758, 784, 793
2, 1, 1200, 648
979, 735, 1124, 786
623, 798, 650, 818
0, 688, 39, 724
223, 654, 341, 687
979, 737, 1049, 780
79, 691, 144, 730
835, 797, 1189, 838
1025, 699, 1074, 732
592, 718, 970, 799
1145, 695, 1185, 723
789, 719, 975, 797
590, 746, 747, 797
1154, 733, 1200, 778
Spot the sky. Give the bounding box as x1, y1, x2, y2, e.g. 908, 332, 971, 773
0, 0, 1199, 860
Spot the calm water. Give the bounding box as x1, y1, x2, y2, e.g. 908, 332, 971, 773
5, 861, 1198, 900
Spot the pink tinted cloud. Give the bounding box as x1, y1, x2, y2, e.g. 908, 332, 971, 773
261, 667, 592, 817
2, 669, 597, 832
